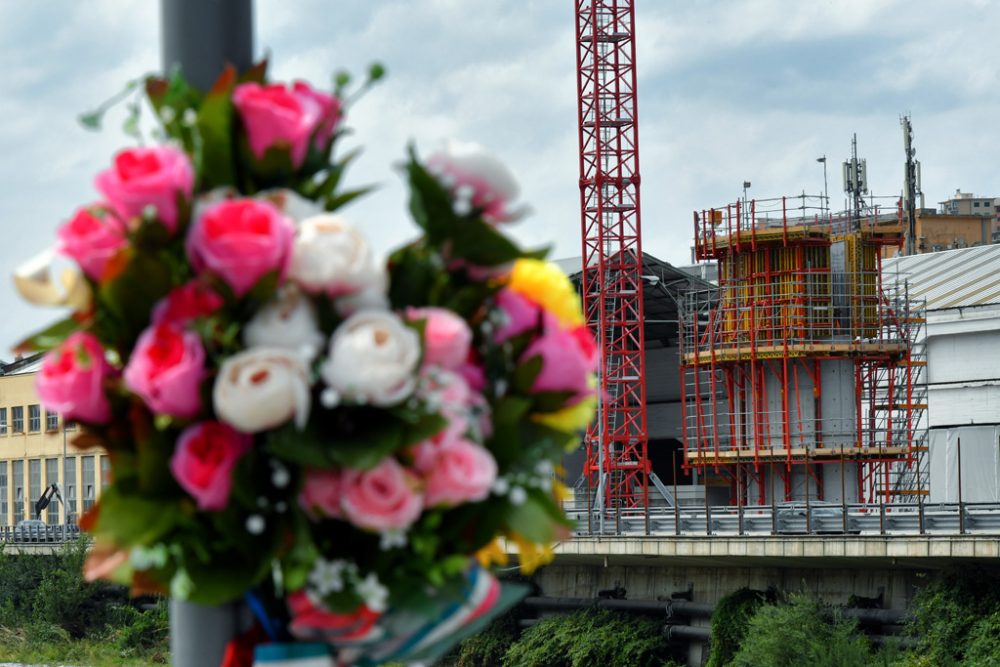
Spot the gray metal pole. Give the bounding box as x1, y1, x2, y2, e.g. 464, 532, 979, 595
161, 3, 255, 664
161, 0, 254, 92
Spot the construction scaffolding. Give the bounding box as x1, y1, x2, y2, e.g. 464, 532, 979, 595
681, 195, 928, 505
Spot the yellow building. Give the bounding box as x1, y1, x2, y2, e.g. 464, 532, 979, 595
889, 209, 993, 257
0, 354, 109, 528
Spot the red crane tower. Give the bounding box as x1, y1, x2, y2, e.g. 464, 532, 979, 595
574, 0, 650, 525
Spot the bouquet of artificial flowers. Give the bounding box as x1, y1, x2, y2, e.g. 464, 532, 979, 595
14, 61, 596, 665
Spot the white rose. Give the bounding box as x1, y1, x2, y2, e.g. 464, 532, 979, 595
289, 215, 378, 295
244, 286, 325, 359
321, 311, 420, 407
333, 263, 389, 317
214, 348, 311, 432
258, 189, 324, 223
426, 140, 529, 223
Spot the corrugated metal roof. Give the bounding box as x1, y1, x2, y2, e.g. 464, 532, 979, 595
883, 244, 1000, 310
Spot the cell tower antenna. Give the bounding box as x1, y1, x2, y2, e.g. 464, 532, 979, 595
901, 114, 920, 255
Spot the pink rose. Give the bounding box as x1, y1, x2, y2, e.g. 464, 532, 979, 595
56, 206, 127, 281
407, 307, 472, 370
169, 421, 251, 511
493, 288, 542, 342
423, 437, 497, 508
233, 82, 327, 168
288, 590, 381, 643
152, 281, 224, 326
298, 468, 344, 520
292, 81, 342, 150
123, 323, 205, 418
521, 314, 597, 405
426, 140, 525, 223
457, 359, 486, 393
186, 198, 294, 297
340, 458, 423, 533
94, 145, 194, 232
35, 332, 115, 424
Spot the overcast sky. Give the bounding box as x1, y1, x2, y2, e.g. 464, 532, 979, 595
2, 0, 999, 358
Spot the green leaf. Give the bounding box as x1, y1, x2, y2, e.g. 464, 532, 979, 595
505, 494, 557, 543
94, 485, 179, 545
266, 425, 334, 468
449, 216, 526, 267
196, 65, 237, 189
327, 417, 406, 470
98, 251, 173, 347
78, 111, 102, 130
237, 58, 269, 85
13, 317, 80, 354
531, 390, 577, 413
324, 185, 376, 212
512, 355, 544, 394
182, 556, 270, 606
387, 242, 447, 310
406, 148, 461, 244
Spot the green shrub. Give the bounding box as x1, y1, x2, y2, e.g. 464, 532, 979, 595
706, 588, 769, 667
905, 568, 1000, 667
446, 608, 518, 667
109, 600, 169, 656
729, 595, 872, 667
962, 610, 1000, 667
501, 608, 680, 667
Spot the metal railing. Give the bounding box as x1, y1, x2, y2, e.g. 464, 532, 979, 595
0, 523, 81, 544
564, 498, 1000, 537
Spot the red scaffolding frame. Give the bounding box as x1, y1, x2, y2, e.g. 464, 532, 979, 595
574, 0, 650, 514
681, 196, 928, 504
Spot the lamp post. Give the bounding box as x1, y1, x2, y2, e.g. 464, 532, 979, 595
742, 180, 751, 228
161, 2, 255, 664
817, 156, 828, 215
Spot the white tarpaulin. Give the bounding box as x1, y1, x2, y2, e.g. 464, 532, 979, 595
928, 426, 1000, 503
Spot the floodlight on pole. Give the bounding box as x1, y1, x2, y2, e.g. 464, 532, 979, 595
817, 156, 828, 215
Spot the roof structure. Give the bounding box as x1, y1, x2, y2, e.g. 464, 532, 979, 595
556, 252, 715, 348
884, 244, 1000, 311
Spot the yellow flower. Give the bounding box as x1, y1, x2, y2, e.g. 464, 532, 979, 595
532, 392, 598, 439
475, 538, 509, 569
508, 259, 584, 328
507, 532, 555, 575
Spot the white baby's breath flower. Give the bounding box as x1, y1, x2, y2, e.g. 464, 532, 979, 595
214, 348, 311, 432
379, 528, 408, 551
356, 572, 389, 613
308, 559, 347, 596
321, 311, 420, 407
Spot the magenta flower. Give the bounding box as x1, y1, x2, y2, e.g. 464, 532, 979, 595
94, 145, 194, 232
35, 332, 115, 424
170, 421, 252, 511
123, 323, 205, 418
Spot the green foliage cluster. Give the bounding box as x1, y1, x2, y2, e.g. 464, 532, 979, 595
904, 567, 1000, 667
472, 609, 680, 667
727, 594, 878, 667
0, 540, 168, 664
706, 587, 770, 667
444, 607, 519, 667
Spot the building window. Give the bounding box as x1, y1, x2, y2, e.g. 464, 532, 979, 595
46, 458, 59, 524
28, 405, 41, 433
64, 457, 77, 525
28, 460, 40, 521
11, 407, 23, 433
0, 408, 6, 435
0, 462, 7, 528
46, 411, 59, 432
100, 456, 111, 489
82, 456, 95, 513
64, 421, 77, 432
13, 461, 23, 525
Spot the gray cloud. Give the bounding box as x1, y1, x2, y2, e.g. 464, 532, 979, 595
2, 1, 999, 356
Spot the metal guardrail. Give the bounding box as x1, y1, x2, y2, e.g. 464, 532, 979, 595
0, 523, 81, 544
566, 501, 1000, 537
